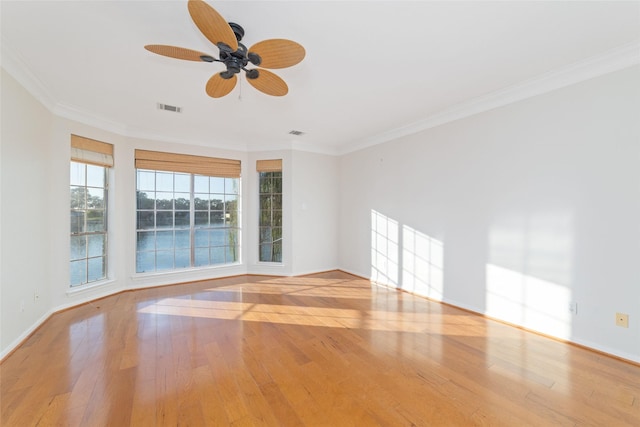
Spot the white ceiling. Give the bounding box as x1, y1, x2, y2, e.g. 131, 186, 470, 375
2, 1, 639, 154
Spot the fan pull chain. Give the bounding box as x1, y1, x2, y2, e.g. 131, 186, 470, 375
238, 76, 243, 101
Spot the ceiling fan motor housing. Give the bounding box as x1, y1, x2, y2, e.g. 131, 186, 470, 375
219, 42, 250, 77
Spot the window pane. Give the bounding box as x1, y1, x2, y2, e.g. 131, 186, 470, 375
210, 211, 224, 227
70, 162, 85, 186
194, 175, 209, 193
194, 248, 209, 266
137, 191, 154, 209
175, 230, 190, 249
137, 211, 154, 230
175, 249, 190, 269
195, 229, 209, 247
156, 211, 173, 228
86, 210, 105, 232
175, 212, 190, 228
156, 172, 173, 192
259, 243, 272, 262
174, 193, 190, 210
156, 192, 173, 210
137, 170, 155, 191
260, 227, 272, 243
156, 251, 173, 271
272, 194, 282, 209
227, 228, 239, 247
272, 241, 282, 262
136, 251, 155, 273
225, 178, 239, 194
70, 235, 86, 260
259, 174, 271, 193
273, 210, 282, 227
210, 196, 224, 211
210, 247, 225, 265
259, 210, 271, 227
70, 187, 87, 209
271, 227, 282, 242
87, 188, 104, 209
70, 260, 87, 286
260, 195, 271, 210
226, 245, 239, 263
194, 194, 209, 210
210, 229, 225, 246
87, 257, 105, 282
87, 234, 105, 258
71, 211, 86, 234
137, 231, 155, 251
194, 211, 209, 227
211, 177, 224, 193
272, 176, 282, 193
86, 164, 105, 188
174, 173, 190, 192
156, 230, 173, 250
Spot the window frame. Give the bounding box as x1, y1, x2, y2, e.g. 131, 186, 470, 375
70, 161, 109, 287
258, 170, 283, 263
135, 169, 241, 273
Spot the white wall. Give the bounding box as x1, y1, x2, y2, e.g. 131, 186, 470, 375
291, 150, 339, 275
339, 65, 640, 362
1, 70, 54, 352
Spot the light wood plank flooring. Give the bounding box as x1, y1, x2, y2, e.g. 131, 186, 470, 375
1, 271, 639, 426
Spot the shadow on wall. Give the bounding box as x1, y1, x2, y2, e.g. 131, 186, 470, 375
370, 209, 576, 341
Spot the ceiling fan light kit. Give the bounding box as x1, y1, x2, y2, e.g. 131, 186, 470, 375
144, 0, 305, 98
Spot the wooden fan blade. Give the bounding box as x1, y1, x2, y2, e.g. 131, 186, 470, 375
144, 45, 212, 62
188, 0, 238, 52
206, 73, 237, 98
246, 69, 288, 96
248, 39, 305, 69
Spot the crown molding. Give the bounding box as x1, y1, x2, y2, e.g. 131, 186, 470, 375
1, 38, 57, 111
338, 40, 640, 155
124, 126, 250, 153
53, 102, 129, 136
4, 34, 638, 158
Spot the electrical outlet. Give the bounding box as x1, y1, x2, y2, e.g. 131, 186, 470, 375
568, 301, 577, 315
615, 313, 629, 328
20, 300, 25, 312
34, 291, 39, 301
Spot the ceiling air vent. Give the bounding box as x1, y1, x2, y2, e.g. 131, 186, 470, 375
288, 130, 305, 136
158, 103, 182, 113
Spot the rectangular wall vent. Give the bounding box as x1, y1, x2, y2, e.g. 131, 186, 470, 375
158, 103, 182, 113
288, 130, 305, 136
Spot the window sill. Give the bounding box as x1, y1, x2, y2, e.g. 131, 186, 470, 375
130, 263, 245, 287
256, 262, 284, 267
133, 263, 242, 279
66, 278, 116, 296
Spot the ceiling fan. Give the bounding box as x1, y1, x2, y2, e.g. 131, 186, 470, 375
144, 0, 305, 98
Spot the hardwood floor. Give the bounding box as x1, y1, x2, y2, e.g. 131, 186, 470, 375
1, 271, 639, 426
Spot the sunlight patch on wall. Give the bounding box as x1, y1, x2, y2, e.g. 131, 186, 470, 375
487, 211, 574, 340
371, 210, 399, 286
486, 264, 571, 339
401, 225, 444, 300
